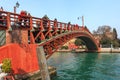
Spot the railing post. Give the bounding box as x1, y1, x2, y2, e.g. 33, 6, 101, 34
71, 25, 73, 31
29, 16, 33, 30
7, 13, 11, 30
48, 20, 51, 30
30, 32, 35, 44
40, 20, 44, 31
60, 23, 62, 33
64, 24, 66, 31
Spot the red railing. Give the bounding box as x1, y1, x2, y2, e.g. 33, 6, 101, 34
0, 10, 82, 31
0, 10, 99, 46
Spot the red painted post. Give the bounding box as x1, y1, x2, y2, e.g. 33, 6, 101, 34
29, 16, 33, 30
40, 33, 45, 41
48, 20, 50, 30
60, 23, 62, 34
7, 13, 11, 29
30, 32, 35, 44
34, 19, 45, 41
40, 20, 44, 31
71, 25, 73, 31
64, 24, 66, 31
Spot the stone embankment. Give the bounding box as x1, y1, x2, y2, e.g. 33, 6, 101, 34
57, 48, 120, 53
57, 49, 85, 52
16, 66, 56, 80
100, 48, 120, 53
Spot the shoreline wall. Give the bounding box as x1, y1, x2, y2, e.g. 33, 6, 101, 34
57, 48, 120, 53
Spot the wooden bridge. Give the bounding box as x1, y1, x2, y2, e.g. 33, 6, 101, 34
0, 10, 100, 75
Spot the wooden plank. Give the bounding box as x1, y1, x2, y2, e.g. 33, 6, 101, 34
36, 46, 50, 80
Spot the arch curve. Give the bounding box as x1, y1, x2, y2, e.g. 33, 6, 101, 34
78, 36, 98, 51
38, 31, 100, 58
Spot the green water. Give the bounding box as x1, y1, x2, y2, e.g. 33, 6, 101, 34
47, 52, 120, 80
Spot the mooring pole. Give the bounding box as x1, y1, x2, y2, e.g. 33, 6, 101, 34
36, 46, 50, 80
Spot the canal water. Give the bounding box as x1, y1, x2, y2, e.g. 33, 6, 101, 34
47, 52, 120, 80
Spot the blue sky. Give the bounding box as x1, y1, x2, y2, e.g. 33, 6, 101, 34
0, 0, 120, 38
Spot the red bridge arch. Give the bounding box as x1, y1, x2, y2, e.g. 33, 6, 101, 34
39, 30, 100, 59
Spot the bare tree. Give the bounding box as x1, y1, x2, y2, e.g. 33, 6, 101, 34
96, 25, 111, 35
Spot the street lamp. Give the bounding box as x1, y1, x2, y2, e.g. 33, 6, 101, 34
77, 16, 84, 27
14, 1, 20, 13
14, 1, 20, 24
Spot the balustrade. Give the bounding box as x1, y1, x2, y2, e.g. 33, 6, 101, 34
0, 10, 96, 46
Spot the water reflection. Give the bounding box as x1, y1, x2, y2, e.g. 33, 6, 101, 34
77, 53, 98, 80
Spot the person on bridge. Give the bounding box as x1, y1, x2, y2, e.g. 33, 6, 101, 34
18, 10, 27, 26
67, 22, 71, 31
75, 24, 79, 30
26, 13, 31, 27
36, 20, 40, 28
53, 18, 58, 29
0, 7, 3, 25
0, 13, 2, 25
0, 7, 3, 11
42, 15, 49, 30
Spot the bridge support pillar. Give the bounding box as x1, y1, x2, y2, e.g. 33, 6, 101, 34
6, 30, 12, 44
21, 30, 28, 44
5, 29, 28, 44
36, 46, 50, 80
